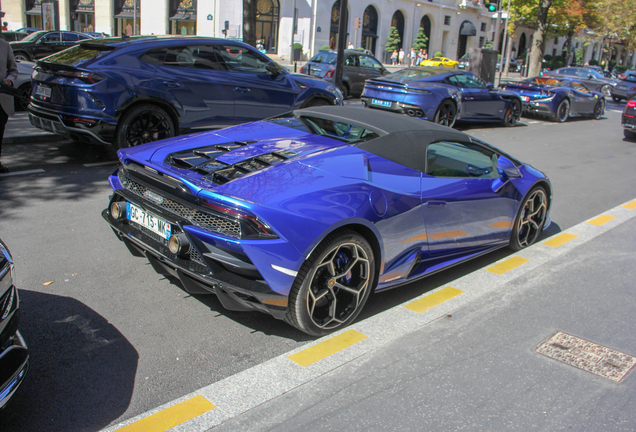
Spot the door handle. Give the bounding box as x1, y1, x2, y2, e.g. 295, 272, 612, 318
235, 87, 251, 93
426, 201, 446, 207
163, 81, 181, 88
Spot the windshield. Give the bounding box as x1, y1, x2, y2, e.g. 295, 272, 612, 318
20, 30, 47, 42
266, 113, 380, 144
310, 52, 336, 64
586, 69, 604, 79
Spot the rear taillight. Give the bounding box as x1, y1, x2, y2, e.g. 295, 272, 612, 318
202, 201, 278, 239
56, 70, 105, 84
627, 100, 636, 108
299, 66, 306, 74
324, 70, 335, 78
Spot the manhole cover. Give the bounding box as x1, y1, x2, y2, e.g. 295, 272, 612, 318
535, 331, 636, 383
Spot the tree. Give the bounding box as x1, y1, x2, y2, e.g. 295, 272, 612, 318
385, 26, 401, 53
412, 27, 429, 51
242, 0, 257, 48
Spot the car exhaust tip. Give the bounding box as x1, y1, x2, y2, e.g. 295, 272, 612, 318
407, 110, 415, 116
416, 110, 423, 117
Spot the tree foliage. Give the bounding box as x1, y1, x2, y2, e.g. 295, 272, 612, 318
412, 27, 429, 51
385, 27, 401, 52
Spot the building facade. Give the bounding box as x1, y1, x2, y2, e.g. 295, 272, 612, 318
3, 0, 635, 68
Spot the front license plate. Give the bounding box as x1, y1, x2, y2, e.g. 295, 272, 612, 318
127, 202, 172, 240
372, 99, 391, 107
35, 85, 52, 98
521, 96, 530, 102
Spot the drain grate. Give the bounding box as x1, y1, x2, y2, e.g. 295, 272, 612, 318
535, 331, 636, 383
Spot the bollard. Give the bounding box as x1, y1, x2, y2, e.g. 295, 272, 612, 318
294, 61, 297, 73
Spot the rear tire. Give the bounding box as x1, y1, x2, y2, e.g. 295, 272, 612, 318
502, 99, 521, 127
338, 83, 349, 100
14, 83, 31, 111
286, 230, 375, 336
114, 104, 175, 150
434, 100, 457, 128
612, 96, 621, 102
599, 85, 612, 98
305, 98, 331, 108
624, 129, 636, 140
554, 99, 570, 123
13, 52, 30, 62
593, 99, 605, 120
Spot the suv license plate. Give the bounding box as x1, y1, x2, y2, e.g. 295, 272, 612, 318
372, 99, 391, 107
127, 202, 172, 240
35, 85, 52, 98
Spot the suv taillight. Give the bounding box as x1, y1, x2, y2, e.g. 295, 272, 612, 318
56, 70, 104, 84
627, 100, 636, 108
324, 70, 334, 78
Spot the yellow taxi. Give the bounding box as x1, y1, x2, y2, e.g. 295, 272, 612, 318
420, 57, 459, 68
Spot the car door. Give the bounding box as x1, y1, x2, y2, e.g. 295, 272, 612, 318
343, 54, 364, 95
61, 32, 90, 51
421, 140, 516, 254
217, 43, 299, 123
449, 73, 506, 119
569, 81, 598, 115
144, 44, 236, 129
358, 54, 387, 90
34, 32, 63, 59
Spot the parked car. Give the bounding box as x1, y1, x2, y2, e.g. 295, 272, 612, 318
611, 75, 636, 102
457, 53, 470, 69
84, 32, 109, 39
102, 106, 552, 335
28, 36, 343, 149
499, 76, 605, 122
622, 97, 636, 140
300, 49, 388, 99
616, 70, 636, 80
0, 239, 29, 409
496, 57, 520, 72
547, 66, 619, 98
9, 30, 93, 61
420, 56, 459, 68
14, 27, 41, 34
0, 31, 28, 42
361, 67, 522, 128
13, 60, 35, 111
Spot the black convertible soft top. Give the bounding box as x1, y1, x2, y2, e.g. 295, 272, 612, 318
295, 106, 474, 173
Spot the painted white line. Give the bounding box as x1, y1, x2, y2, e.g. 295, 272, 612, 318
100, 198, 636, 432
0, 169, 45, 178
83, 161, 119, 168
527, 121, 542, 124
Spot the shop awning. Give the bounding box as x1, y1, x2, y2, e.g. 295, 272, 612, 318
25, 7, 42, 15
169, 13, 196, 22
460, 21, 477, 36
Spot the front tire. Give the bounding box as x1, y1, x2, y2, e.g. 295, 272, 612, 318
286, 230, 375, 336
612, 96, 621, 103
434, 100, 457, 128
593, 99, 605, 120
624, 129, 636, 140
305, 98, 331, 108
339, 83, 349, 100
502, 99, 521, 127
554, 99, 570, 123
509, 187, 548, 251
114, 104, 175, 150
599, 85, 612, 98
13, 52, 30, 62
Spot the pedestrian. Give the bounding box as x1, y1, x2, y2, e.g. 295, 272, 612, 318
1, 22, 7, 31
418, 49, 425, 65
409, 47, 417, 67
398, 48, 405, 66
347, 41, 354, 49
391, 49, 398, 65
0, 37, 18, 173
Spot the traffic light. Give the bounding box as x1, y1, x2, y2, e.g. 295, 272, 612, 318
485, 1, 497, 12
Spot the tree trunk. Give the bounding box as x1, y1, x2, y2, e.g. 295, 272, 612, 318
242, 0, 257, 48
528, 0, 552, 77
565, 29, 574, 66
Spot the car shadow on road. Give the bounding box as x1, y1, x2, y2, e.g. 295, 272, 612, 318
0, 290, 138, 432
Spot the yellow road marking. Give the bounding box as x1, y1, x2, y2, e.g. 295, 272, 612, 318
543, 233, 578, 248
116, 396, 214, 432
404, 286, 464, 313
486, 256, 530, 275
587, 215, 615, 226
288, 329, 368, 367
622, 200, 636, 210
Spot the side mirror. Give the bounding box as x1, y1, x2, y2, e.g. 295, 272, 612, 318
266, 62, 281, 77
497, 155, 521, 179
486, 82, 494, 89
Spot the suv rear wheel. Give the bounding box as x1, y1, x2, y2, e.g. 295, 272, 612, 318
114, 104, 175, 150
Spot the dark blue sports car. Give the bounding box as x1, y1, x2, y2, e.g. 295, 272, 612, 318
28, 36, 343, 149
361, 67, 522, 128
499, 76, 605, 122
103, 107, 552, 336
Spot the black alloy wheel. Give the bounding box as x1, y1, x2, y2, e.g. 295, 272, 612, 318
600, 85, 612, 98
509, 187, 548, 251
339, 83, 349, 100
555, 99, 570, 123
286, 230, 375, 336
305, 98, 331, 108
115, 104, 175, 150
502, 99, 521, 127
593, 99, 605, 120
14, 83, 31, 111
612, 96, 621, 102
434, 100, 457, 128
13, 52, 30, 62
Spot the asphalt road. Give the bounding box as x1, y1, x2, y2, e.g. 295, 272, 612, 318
0, 101, 633, 431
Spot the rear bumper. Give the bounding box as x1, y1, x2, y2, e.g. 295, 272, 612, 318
27, 104, 116, 145
0, 330, 28, 410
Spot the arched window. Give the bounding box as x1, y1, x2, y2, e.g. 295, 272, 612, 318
457, 20, 476, 59
391, 10, 405, 50
419, 15, 431, 52
518, 33, 527, 59
256, 0, 279, 53
330, 0, 348, 50
361, 6, 378, 55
